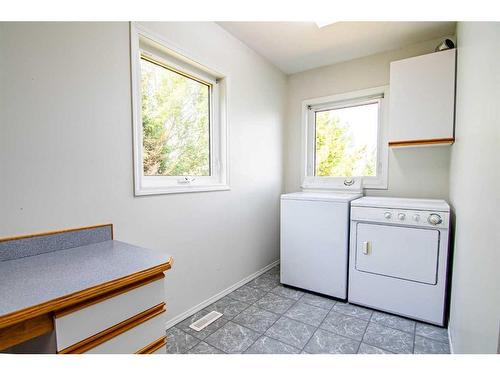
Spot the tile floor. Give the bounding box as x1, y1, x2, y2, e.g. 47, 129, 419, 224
166, 265, 451, 354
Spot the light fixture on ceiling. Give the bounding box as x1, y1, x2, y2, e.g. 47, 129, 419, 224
315, 21, 339, 28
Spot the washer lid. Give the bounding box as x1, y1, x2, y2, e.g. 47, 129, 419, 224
281, 191, 362, 203
351, 196, 450, 212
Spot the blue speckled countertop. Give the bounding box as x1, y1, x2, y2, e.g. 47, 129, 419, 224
0, 240, 171, 317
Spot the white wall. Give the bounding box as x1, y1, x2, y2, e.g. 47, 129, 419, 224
448, 22, 500, 354
285, 37, 454, 199
0, 22, 287, 323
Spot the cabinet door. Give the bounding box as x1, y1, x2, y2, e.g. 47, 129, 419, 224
389, 49, 455, 144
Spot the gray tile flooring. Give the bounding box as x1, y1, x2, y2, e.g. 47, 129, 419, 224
166, 265, 451, 354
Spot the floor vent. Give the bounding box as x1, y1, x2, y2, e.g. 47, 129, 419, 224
189, 311, 223, 331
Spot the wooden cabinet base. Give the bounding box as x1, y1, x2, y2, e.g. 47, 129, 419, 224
0, 314, 53, 351
0, 224, 172, 353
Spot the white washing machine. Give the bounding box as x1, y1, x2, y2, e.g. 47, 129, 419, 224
280, 191, 362, 298
348, 197, 450, 326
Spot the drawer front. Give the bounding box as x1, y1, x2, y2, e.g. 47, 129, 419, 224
152, 345, 166, 354
86, 312, 166, 354
55, 277, 165, 351
136, 336, 166, 354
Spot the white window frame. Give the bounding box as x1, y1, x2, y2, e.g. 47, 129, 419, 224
130, 23, 229, 196
301, 86, 389, 190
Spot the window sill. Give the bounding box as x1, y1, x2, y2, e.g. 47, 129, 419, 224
363, 184, 388, 190
134, 184, 230, 197
301, 179, 388, 191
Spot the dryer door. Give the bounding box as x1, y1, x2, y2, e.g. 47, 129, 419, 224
355, 223, 439, 285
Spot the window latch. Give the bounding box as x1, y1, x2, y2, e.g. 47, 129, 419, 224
344, 178, 355, 186
177, 177, 196, 184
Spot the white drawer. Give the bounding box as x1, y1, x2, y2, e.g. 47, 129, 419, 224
55, 277, 165, 351
86, 312, 166, 354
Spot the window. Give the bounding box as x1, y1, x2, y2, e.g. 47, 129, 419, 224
131, 24, 228, 195
140, 57, 210, 177
302, 87, 389, 190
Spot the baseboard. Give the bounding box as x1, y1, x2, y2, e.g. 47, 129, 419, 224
448, 329, 454, 354
165, 259, 280, 329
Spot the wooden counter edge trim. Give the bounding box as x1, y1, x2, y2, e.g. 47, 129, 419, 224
0, 313, 54, 351
147, 342, 167, 354
136, 336, 167, 354
388, 138, 454, 147
0, 257, 173, 329
0, 223, 114, 243
59, 303, 166, 354
55, 273, 165, 318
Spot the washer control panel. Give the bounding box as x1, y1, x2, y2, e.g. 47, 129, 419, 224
351, 207, 449, 228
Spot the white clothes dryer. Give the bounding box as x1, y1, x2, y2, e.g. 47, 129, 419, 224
348, 197, 451, 326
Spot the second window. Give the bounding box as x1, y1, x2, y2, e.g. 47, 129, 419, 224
303, 87, 389, 190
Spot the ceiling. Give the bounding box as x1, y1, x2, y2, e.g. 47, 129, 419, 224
217, 22, 456, 74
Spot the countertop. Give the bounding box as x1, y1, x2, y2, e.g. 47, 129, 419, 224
0, 240, 172, 318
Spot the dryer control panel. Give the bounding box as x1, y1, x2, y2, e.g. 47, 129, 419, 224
351, 206, 449, 229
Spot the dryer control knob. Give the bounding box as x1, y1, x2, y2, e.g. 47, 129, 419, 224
384, 212, 392, 219
428, 214, 443, 225
398, 213, 406, 220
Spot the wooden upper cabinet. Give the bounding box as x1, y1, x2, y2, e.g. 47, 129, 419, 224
388, 48, 456, 147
